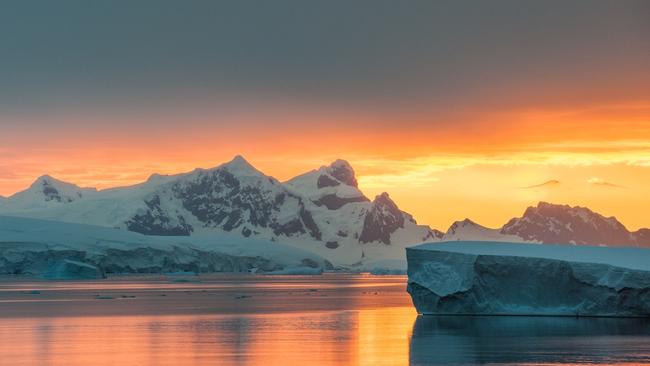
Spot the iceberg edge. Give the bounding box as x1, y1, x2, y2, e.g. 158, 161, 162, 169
406, 242, 650, 318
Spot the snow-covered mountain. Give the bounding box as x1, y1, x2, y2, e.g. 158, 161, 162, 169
432, 202, 649, 247
1, 175, 97, 211
500, 202, 647, 246
0, 156, 438, 266
441, 218, 522, 242
3, 157, 648, 271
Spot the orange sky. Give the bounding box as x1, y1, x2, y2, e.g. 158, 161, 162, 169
1, 100, 649, 231
1, 0, 649, 232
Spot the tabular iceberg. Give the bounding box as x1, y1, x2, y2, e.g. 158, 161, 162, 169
407, 241, 650, 317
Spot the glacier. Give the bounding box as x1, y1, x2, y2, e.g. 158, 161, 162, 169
407, 241, 650, 317
43, 259, 105, 280
0, 215, 333, 277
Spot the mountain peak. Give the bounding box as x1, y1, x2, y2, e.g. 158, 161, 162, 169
329, 159, 352, 169
374, 192, 393, 204
532, 201, 617, 222
359, 192, 405, 244
31, 174, 61, 187
536, 201, 570, 210
227, 154, 252, 166
29, 174, 93, 192
446, 218, 485, 236
13, 174, 96, 204
327, 159, 357, 187
218, 155, 261, 175
230, 154, 249, 164
459, 218, 477, 225
502, 201, 634, 246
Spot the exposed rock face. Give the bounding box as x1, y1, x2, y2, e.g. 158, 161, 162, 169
312, 194, 369, 210
328, 159, 358, 187
316, 174, 340, 188
359, 193, 405, 244
407, 242, 650, 317
501, 202, 638, 246
284, 159, 437, 251
37, 176, 94, 203
125, 157, 323, 240
126, 195, 193, 235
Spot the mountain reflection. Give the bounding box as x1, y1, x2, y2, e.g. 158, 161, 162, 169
410, 315, 650, 365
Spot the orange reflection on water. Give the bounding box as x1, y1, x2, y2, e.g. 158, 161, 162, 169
0, 308, 417, 366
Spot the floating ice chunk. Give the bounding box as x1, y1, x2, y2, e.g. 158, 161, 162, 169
407, 241, 650, 317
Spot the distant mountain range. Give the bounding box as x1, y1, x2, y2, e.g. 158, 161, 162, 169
1, 156, 647, 266
445, 202, 650, 247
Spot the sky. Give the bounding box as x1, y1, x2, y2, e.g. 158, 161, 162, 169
1, 1, 649, 230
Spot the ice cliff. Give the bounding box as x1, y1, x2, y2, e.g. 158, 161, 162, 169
407, 241, 650, 317
0, 215, 333, 277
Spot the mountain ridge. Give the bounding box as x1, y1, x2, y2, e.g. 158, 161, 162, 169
0, 156, 437, 266
1, 156, 648, 269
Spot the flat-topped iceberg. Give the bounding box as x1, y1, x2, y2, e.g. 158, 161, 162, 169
407, 241, 650, 317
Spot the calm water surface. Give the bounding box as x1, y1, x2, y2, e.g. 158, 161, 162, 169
0, 274, 649, 366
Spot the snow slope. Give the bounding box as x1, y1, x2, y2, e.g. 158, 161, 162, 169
407, 241, 650, 316
2, 175, 97, 211
0, 215, 332, 276
441, 219, 525, 242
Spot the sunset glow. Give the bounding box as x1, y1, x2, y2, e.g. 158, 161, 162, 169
2, 101, 649, 230
2, 2, 650, 365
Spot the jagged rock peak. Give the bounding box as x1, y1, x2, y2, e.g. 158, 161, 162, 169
373, 192, 397, 206
501, 201, 634, 246
359, 192, 405, 244
327, 159, 358, 187
529, 201, 621, 227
